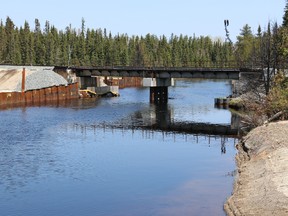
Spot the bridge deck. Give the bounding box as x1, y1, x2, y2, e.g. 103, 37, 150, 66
65, 66, 241, 80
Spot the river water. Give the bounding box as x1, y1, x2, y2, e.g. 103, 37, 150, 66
0, 79, 237, 216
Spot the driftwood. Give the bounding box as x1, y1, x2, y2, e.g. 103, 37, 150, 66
264, 111, 287, 124
240, 110, 287, 132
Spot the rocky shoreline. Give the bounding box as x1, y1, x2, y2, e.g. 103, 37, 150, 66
224, 121, 288, 216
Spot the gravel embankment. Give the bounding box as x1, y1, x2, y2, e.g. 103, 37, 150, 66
225, 121, 288, 216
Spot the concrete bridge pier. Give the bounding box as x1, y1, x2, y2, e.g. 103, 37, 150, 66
144, 78, 174, 104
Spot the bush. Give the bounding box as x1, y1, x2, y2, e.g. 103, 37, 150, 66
266, 71, 288, 120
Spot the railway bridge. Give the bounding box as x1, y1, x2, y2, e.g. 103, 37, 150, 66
54, 66, 255, 103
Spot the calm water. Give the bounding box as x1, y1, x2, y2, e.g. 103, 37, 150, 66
0, 79, 237, 216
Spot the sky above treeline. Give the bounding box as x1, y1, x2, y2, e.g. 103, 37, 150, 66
0, 0, 285, 42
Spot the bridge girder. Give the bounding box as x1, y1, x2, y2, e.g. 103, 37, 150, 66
69, 66, 240, 80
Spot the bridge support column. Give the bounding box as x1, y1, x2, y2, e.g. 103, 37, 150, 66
143, 78, 173, 104
150, 86, 168, 104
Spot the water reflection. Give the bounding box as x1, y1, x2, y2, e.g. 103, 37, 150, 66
107, 102, 240, 136
1, 128, 237, 215
71, 122, 237, 145
0, 118, 236, 192
0, 79, 237, 216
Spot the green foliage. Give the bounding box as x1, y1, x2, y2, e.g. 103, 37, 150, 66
266, 72, 288, 118
283, 0, 288, 27
0, 17, 235, 67
0, 14, 285, 71
235, 24, 254, 67
278, 27, 288, 58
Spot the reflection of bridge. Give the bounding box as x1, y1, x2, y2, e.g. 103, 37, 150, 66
54, 66, 242, 103
111, 103, 241, 137
132, 111, 240, 136
143, 122, 239, 136
87, 121, 239, 137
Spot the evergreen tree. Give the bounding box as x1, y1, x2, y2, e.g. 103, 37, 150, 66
135, 36, 145, 66
171, 35, 180, 67
87, 28, 98, 65
19, 21, 32, 65
0, 16, 265, 68
128, 36, 137, 66
13, 27, 21, 64
34, 19, 45, 65
44, 21, 56, 65
4, 17, 15, 64
235, 24, 254, 67
77, 18, 86, 65
104, 32, 113, 66
157, 35, 171, 67
283, 0, 288, 27
119, 34, 129, 66
59, 30, 69, 66
0, 20, 5, 63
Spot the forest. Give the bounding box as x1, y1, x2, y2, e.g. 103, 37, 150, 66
0, 3, 288, 71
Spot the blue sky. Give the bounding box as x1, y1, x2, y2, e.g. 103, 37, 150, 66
0, 0, 285, 42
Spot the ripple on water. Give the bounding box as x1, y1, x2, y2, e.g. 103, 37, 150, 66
0, 80, 237, 216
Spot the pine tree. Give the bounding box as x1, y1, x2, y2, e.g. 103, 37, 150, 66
44, 21, 56, 66
171, 35, 180, 67
59, 30, 69, 66
0, 20, 5, 63
34, 19, 45, 65
235, 24, 254, 67
283, 0, 288, 27
128, 36, 136, 66
77, 18, 86, 65
4, 17, 15, 64
104, 32, 113, 66
85, 28, 93, 66
19, 21, 31, 65
13, 28, 21, 64
119, 34, 129, 66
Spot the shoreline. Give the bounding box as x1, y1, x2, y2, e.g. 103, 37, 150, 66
224, 121, 288, 216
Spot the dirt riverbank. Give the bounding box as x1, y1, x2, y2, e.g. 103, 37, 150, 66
225, 121, 288, 216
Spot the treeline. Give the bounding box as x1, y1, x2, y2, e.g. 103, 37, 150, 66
0, 17, 236, 67
0, 16, 287, 70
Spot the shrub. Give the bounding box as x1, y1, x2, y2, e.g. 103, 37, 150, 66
266, 71, 288, 120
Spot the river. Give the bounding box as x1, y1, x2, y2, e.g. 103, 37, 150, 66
0, 79, 237, 216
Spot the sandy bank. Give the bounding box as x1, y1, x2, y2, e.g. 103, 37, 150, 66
225, 121, 288, 216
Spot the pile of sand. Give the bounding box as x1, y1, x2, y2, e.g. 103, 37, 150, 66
225, 121, 288, 216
